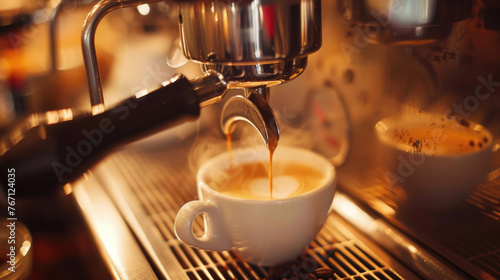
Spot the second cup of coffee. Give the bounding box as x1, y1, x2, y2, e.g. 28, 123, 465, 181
375, 114, 495, 209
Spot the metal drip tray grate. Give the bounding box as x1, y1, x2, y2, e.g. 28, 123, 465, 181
340, 166, 500, 279
98, 146, 410, 280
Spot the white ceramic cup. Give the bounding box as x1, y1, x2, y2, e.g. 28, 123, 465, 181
375, 114, 496, 209
174, 146, 336, 266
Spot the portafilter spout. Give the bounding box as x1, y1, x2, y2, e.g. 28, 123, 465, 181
221, 88, 279, 153
178, 0, 321, 151
0, 0, 321, 197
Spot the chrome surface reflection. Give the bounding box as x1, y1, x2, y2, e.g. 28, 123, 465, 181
179, 0, 321, 87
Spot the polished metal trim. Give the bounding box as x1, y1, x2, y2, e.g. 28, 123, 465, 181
178, 0, 322, 63
82, 0, 165, 107
73, 172, 159, 280
179, 0, 321, 87
221, 89, 280, 152
92, 161, 190, 280
191, 71, 229, 108
49, 0, 65, 71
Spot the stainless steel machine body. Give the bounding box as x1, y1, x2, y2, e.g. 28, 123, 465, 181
1, 0, 500, 279
81, 0, 322, 151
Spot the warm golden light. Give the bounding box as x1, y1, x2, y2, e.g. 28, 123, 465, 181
137, 4, 150, 16
60, 109, 74, 121
333, 193, 376, 232
20, 240, 31, 256
46, 111, 60, 125
135, 88, 149, 99
38, 125, 47, 140
92, 104, 105, 115
372, 199, 396, 217
9, 128, 23, 146
27, 114, 41, 128
63, 183, 74, 195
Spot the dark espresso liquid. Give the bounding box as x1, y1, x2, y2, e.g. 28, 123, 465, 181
226, 132, 233, 164
269, 149, 274, 199
226, 133, 275, 199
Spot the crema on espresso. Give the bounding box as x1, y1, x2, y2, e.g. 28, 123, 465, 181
207, 161, 324, 200
383, 121, 490, 156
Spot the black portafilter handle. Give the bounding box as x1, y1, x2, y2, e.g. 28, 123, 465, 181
0, 73, 227, 198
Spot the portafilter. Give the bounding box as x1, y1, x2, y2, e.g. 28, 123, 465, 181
0, 0, 321, 197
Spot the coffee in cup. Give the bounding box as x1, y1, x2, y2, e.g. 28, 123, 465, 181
174, 146, 336, 266
375, 113, 496, 209
208, 160, 325, 200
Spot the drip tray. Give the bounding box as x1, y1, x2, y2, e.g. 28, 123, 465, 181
79, 143, 420, 280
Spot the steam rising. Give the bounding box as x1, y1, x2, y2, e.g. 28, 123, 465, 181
187, 107, 317, 179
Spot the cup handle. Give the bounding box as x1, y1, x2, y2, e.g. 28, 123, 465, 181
174, 200, 232, 251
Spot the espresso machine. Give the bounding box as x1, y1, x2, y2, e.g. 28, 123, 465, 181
1, 0, 500, 279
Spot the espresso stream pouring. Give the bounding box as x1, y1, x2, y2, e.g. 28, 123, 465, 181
0, 0, 321, 197
0, 75, 282, 197
221, 89, 280, 153
221, 89, 281, 198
